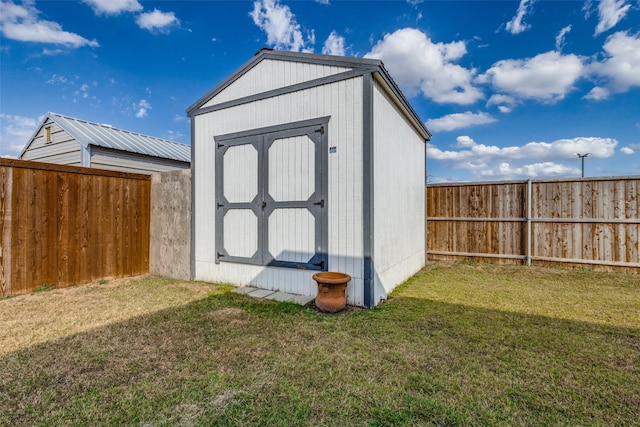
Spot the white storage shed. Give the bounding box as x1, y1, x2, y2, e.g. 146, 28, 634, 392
187, 49, 431, 308
19, 112, 190, 174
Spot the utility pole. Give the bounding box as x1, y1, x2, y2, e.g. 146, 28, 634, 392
574, 153, 590, 178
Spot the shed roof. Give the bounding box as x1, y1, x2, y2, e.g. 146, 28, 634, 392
20, 112, 191, 163
187, 49, 431, 140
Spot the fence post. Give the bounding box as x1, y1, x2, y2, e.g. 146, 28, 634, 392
526, 179, 532, 266
0, 165, 12, 296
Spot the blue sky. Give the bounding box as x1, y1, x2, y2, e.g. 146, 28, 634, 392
1, 0, 639, 182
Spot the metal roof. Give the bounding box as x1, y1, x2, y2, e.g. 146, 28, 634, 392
23, 112, 191, 163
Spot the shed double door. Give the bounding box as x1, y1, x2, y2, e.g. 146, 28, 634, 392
215, 118, 328, 270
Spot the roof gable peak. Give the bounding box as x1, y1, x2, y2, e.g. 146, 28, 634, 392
186, 49, 383, 115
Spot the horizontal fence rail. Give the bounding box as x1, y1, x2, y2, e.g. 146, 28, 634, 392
427, 177, 639, 272
0, 159, 151, 296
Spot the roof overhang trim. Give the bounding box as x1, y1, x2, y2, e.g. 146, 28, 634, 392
186, 49, 431, 142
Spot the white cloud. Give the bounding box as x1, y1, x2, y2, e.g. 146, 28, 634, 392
427, 136, 617, 179
47, 74, 69, 85
586, 32, 640, 100
0, 0, 98, 47
594, 0, 631, 36
136, 9, 179, 33
82, 0, 142, 15
322, 30, 345, 56
582, 0, 595, 20
426, 111, 496, 132
455, 136, 476, 147
135, 99, 152, 118
584, 86, 611, 101
0, 113, 37, 157
165, 130, 186, 141
555, 25, 572, 51
250, 0, 313, 52
505, 0, 535, 35
76, 83, 90, 100
45, 74, 93, 103
486, 94, 518, 112
621, 143, 640, 155
83, 1, 179, 34
41, 48, 64, 56
479, 162, 579, 179
620, 146, 635, 154
365, 28, 483, 105
480, 51, 584, 103
174, 114, 188, 123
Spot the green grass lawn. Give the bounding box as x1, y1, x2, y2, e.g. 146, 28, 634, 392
1, 263, 638, 426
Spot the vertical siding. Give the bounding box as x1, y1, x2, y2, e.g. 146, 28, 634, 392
205, 59, 351, 106
193, 114, 217, 266
194, 76, 365, 306
268, 135, 314, 201
223, 210, 259, 258
268, 208, 314, 262
372, 83, 426, 303
267, 135, 316, 263
223, 144, 259, 202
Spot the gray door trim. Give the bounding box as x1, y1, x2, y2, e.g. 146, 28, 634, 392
215, 136, 263, 265
215, 116, 331, 142
214, 117, 329, 271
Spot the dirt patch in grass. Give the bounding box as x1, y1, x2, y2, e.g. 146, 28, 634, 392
0, 276, 221, 356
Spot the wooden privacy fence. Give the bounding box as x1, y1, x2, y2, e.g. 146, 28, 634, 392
427, 177, 639, 272
0, 159, 151, 296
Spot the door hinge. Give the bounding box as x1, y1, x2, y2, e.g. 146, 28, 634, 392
217, 203, 224, 209
312, 260, 325, 269
262, 201, 267, 210
315, 126, 325, 135
312, 200, 325, 208
217, 252, 225, 258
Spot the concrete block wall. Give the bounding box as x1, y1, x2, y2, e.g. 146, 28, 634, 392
150, 169, 191, 280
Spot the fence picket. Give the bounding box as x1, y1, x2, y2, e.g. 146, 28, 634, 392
427, 177, 639, 272
0, 159, 151, 295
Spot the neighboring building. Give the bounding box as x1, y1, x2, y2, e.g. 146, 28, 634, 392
19, 112, 190, 174
187, 49, 431, 308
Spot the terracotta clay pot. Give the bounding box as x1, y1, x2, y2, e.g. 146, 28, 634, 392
313, 271, 351, 313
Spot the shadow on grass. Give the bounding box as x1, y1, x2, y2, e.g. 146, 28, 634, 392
1, 291, 638, 427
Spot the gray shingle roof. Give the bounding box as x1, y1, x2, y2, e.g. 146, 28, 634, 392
35, 112, 190, 163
